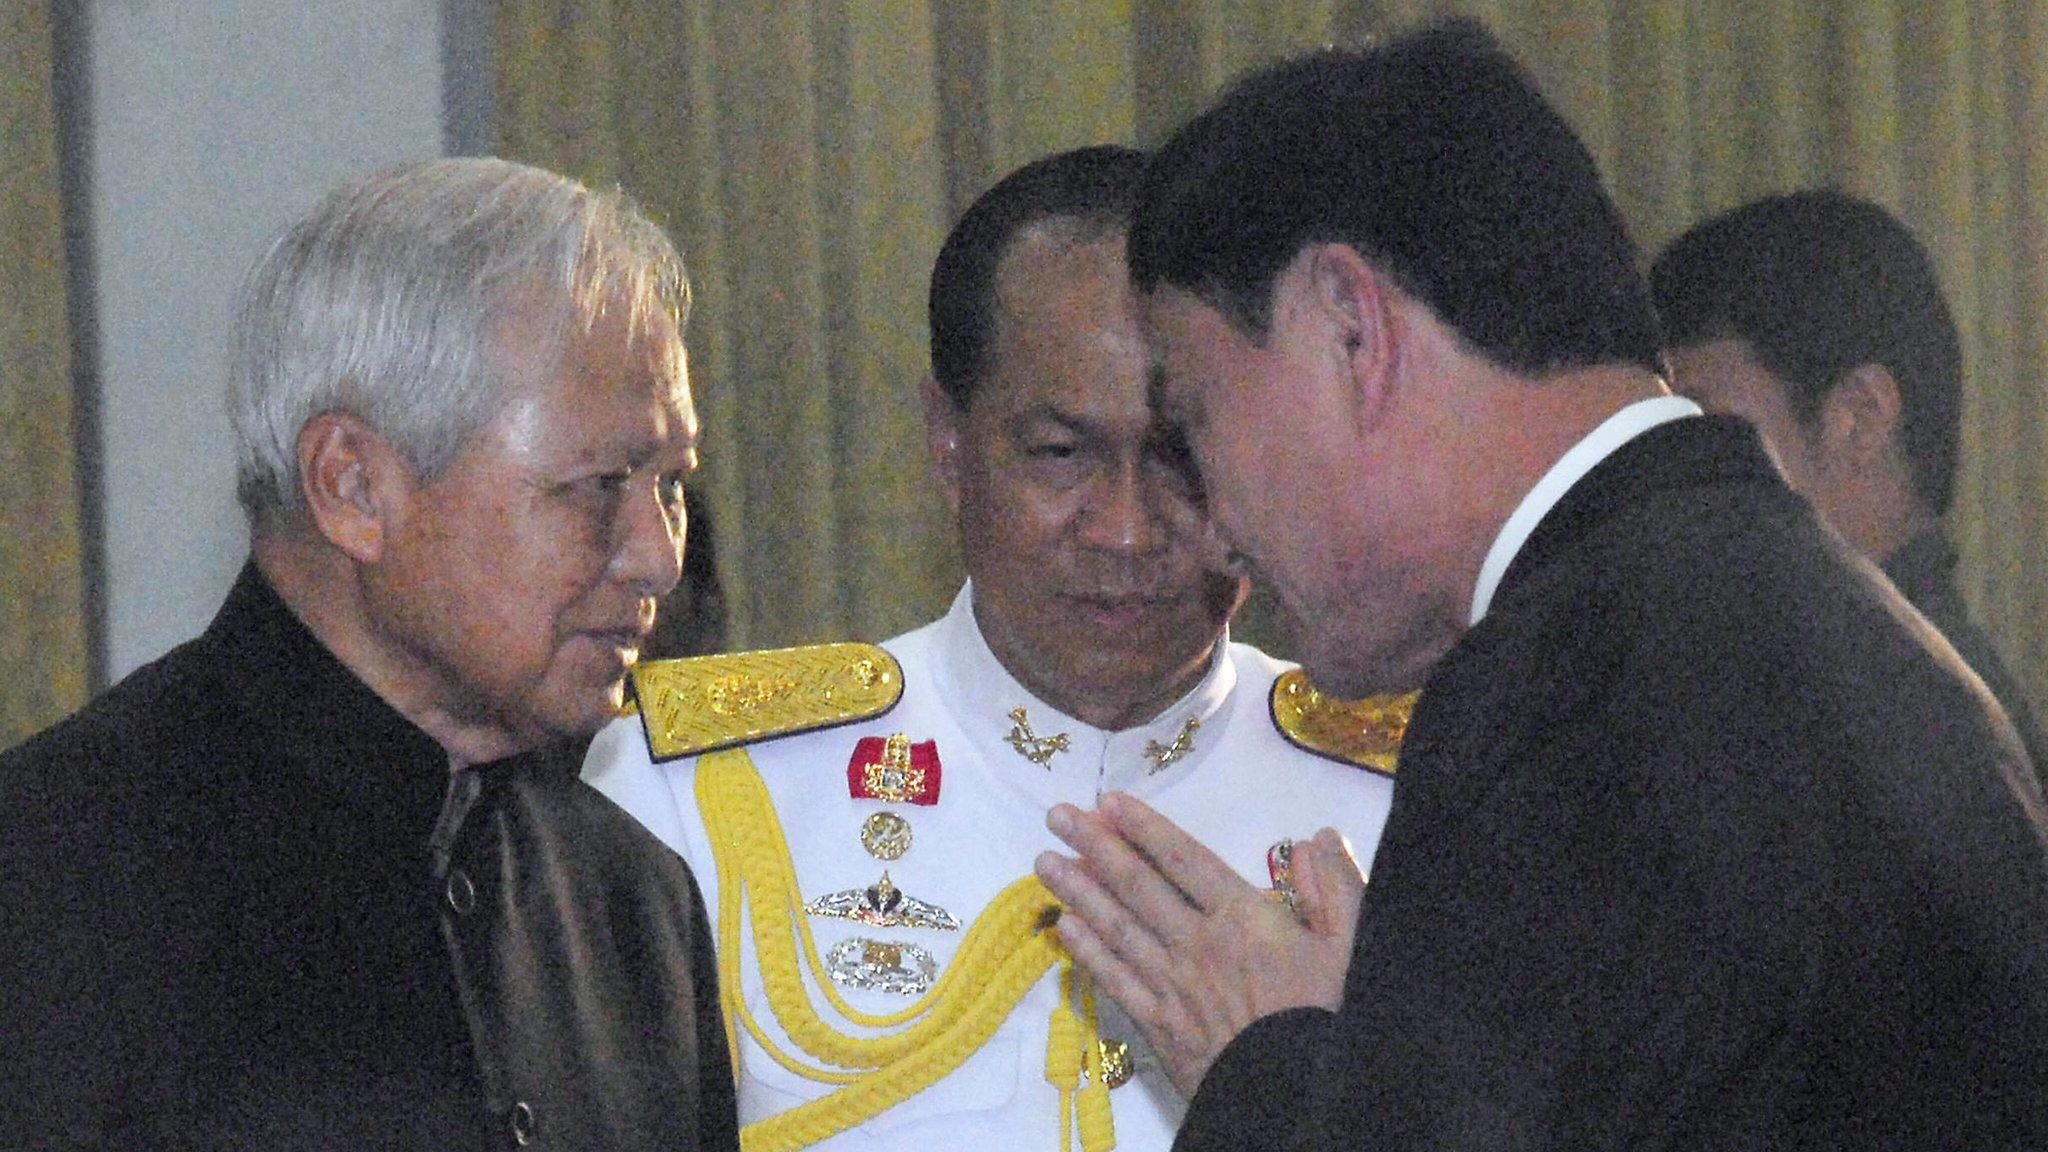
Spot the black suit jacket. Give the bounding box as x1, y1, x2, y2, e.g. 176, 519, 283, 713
0, 563, 739, 1151
1179, 417, 2048, 1151
1883, 527, 2048, 779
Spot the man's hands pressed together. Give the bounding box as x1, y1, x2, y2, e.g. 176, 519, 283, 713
1034, 793, 1366, 1098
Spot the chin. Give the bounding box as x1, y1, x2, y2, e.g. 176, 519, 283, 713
537, 680, 631, 743
1296, 644, 1405, 700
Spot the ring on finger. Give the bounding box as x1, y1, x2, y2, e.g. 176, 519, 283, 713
1262, 886, 1305, 923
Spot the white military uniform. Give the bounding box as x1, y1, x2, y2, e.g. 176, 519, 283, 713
584, 585, 1402, 1151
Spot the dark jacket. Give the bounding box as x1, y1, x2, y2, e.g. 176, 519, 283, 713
1882, 527, 2048, 779
0, 563, 738, 1151
1177, 417, 2048, 1151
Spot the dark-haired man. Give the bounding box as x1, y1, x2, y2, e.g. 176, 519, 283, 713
584, 145, 1404, 1149
1652, 189, 2045, 776
1035, 22, 2048, 1151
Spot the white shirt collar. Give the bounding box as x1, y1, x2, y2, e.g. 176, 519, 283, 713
1468, 395, 1702, 625
931, 582, 1239, 799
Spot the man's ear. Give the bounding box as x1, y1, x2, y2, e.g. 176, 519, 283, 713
1304, 243, 1398, 427
295, 412, 413, 563
1818, 363, 1903, 465
920, 375, 965, 513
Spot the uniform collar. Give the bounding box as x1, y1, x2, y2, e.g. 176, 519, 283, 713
930, 582, 1238, 801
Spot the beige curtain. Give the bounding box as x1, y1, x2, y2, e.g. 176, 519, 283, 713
495, 0, 2048, 716
1, 1, 87, 748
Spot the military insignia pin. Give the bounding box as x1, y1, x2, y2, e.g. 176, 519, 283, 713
1003, 707, 1070, 768
806, 871, 961, 931
846, 733, 941, 805
825, 936, 938, 996
859, 811, 913, 860
1142, 715, 1201, 773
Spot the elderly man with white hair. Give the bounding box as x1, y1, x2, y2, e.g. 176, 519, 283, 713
0, 158, 737, 1150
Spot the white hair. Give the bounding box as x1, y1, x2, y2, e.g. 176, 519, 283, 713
228, 156, 689, 522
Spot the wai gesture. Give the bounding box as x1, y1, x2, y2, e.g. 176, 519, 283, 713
1034, 792, 1366, 1098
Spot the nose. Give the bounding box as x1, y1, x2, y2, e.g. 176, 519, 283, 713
1077, 462, 1170, 556
610, 481, 686, 598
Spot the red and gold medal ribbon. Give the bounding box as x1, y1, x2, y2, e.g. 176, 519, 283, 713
845, 733, 942, 805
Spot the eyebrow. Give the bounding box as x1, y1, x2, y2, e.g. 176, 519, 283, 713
604, 423, 699, 471
1010, 405, 1096, 436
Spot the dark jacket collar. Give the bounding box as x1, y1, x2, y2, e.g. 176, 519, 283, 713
1491, 415, 1782, 612
205, 560, 452, 834
1386, 417, 1787, 858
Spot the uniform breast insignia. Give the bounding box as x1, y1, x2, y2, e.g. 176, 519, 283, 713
860, 812, 913, 860
1142, 715, 1202, 774
825, 936, 939, 996
806, 871, 961, 931
1268, 670, 1416, 776
847, 733, 940, 804
632, 643, 902, 760
1004, 707, 1070, 768
698, 748, 1083, 1147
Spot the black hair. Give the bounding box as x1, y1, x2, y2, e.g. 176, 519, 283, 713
928, 145, 1147, 407
1650, 189, 1962, 512
1127, 19, 1661, 377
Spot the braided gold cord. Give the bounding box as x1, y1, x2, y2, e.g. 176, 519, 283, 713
746, 944, 1075, 1152
695, 749, 1113, 1151
1043, 966, 1118, 1152
701, 751, 1061, 1049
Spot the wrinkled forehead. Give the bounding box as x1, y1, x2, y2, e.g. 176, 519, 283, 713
632, 308, 691, 411
488, 281, 689, 402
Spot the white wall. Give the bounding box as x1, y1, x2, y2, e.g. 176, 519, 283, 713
89, 0, 447, 678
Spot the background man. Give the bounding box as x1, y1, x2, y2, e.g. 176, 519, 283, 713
1036, 23, 2048, 1151
646, 487, 730, 659
584, 145, 1403, 1150
0, 158, 736, 1149
1651, 189, 2045, 775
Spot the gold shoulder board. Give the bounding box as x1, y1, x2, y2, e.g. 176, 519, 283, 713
1268, 669, 1415, 777
631, 643, 903, 761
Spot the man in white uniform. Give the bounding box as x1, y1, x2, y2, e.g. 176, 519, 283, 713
584, 146, 1406, 1151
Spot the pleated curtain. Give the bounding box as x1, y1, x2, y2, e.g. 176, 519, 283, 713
7, 1, 2046, 744
2, 1, 88, 746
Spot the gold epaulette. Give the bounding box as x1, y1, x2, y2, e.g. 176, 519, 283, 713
1268, 669, 1416, 777
629, 643, 903, 761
